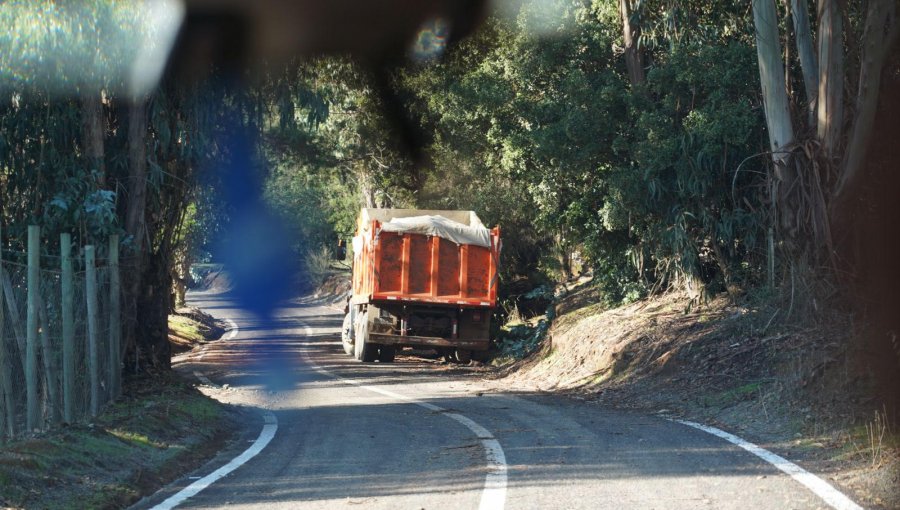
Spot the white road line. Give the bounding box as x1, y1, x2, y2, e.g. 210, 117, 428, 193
299, 322, 508, 510
673, 419, 862, 510
192, 371, 214, 386
149, 410, 277, 510
223, 318, 239, 340
150, 318, 278, 510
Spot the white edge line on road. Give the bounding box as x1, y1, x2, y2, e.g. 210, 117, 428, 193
150, 318, 278, 510
149, 410, 277, 510
672, 419, 862, 510
192, 371, 213, 386
172, 318, 238, 365
298, 322, 507, 510
223, 318, 239, 341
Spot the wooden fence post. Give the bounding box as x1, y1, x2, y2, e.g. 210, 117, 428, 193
26, 225, 39, 431
108, 235, 120, 399
61, 233, 74, 423
85, 245, 100, 417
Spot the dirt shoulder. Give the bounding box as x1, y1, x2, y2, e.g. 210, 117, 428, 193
0, 372, 240, 510
0, 309, 239, 509
491, 283, 900, 509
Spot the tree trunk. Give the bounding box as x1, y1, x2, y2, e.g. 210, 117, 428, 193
817, 0, 844, 158
790, 0, 818, 126
123, 98, 156, 370
833, 1, 900, 204
126, 99, 149, 254
81, 93, 105, 182
359, 167, 376, 209
619, 0, 645, 86
754, 0, 795, 162
754, 0, 798, 249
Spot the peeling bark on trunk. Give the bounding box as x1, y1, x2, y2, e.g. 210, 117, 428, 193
754, 0, 798, 249
817, 0, 844, 158
791, 0, 819, 125
833, 1, 900, 205
619, 0, 645, 87
754, 0, 796, 161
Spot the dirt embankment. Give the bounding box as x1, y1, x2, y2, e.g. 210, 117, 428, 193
301, 272, 351, 308
494, 282, 900, 509
169, 307, 226, 354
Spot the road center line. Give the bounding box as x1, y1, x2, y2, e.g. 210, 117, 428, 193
672, 419, 862, 510
299, 322, 507, 510
150, 317, 277, 510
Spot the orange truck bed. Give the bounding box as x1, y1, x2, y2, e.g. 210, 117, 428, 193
350, 209, 500, 308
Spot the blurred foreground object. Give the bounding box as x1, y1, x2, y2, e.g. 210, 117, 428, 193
175, 0, 486, 68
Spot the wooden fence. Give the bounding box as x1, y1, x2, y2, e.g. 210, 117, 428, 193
0, 225, 122, 438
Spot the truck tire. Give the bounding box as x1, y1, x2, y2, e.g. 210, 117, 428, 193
454, 349, 472, 364
377, 345, 396, 363
354, 310, 377, 362
341, 313, 354, 355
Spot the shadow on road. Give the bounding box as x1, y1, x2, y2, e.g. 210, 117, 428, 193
172, 293, 814, 508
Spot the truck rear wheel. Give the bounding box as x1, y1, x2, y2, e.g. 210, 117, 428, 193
354, 311, 377, 362
341, 313, 354, 355
454, 349, 472, 364
377, 346, 396, 362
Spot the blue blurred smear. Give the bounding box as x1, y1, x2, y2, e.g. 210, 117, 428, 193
212, 121, 300, 319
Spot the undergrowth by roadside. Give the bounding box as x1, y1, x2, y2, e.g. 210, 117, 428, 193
0, 373, 237, 510
493, 285, 556, 363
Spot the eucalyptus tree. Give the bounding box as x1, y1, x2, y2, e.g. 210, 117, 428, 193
0, 0, 223, 370
750, 0, 900, 276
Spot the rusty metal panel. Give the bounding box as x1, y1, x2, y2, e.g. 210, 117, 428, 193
466, 245, 490, 298
408, 234, 431, 294
378, 232, 403, 293
437, 237, 460, 297
353, 211, 500, 308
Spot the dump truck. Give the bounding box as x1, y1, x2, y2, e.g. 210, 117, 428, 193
342, 208, 500, 363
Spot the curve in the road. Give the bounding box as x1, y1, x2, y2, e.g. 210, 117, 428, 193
223, 318, 239, 340
673, 419, 862, 510
150, 317, 278, 510
150, 410, 278, 510
298, 321, 508, 510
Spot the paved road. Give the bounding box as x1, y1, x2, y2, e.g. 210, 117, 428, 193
136, 292, 843, 509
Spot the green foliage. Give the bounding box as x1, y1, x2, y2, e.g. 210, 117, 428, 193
394, 0, 770, 300
214, 0, 772, 308
602, 40, 768, 293
496, 319, 551, 361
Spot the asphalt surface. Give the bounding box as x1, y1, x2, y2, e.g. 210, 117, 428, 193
134, 291, 842, 509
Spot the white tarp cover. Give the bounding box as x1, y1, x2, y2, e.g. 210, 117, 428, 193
359, 209, 491, 248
